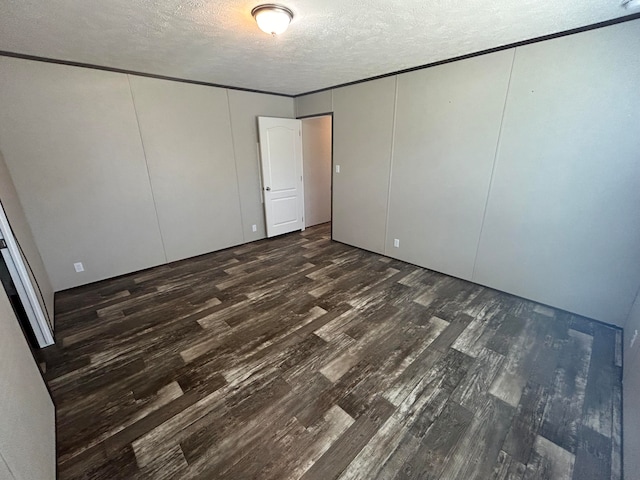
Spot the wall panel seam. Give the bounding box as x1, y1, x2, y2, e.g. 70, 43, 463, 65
383, 76, 400, 256
225, 90, 247, 242
126, 75, 168, 263
0, 450, 16, 480
470, 49, 517, 281
623, 286, 640, 381
624, 284, 640, 331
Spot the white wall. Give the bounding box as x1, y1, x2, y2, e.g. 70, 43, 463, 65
0, 58, 166, 291
0, 151, 54, 329
298, 18, 640, 327
0, 57, 294, 291
0, 290, 55, 479
386, 50, 513, 280
296, 91, 332, 118
474, 23, 640, 325
332, 77, 396, 254
129, 76, 244, 262
228, 90, 295, 239
302, 116, 332, 227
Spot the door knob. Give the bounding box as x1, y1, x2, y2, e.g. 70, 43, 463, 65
265, 187, 271, 191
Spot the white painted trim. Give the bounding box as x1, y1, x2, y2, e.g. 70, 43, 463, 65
0, 203, 54, 347
299, 122, 306, 232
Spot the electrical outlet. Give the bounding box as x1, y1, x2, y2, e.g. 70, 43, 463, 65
335, 165, 340, 173
631, 329, 639, 349
74, 262, 84, 273
252, 224, 257, 232
393, 239, 400, 248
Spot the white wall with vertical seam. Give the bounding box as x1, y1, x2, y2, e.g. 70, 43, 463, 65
314, 19, 640, 327
0, 57, 294, 291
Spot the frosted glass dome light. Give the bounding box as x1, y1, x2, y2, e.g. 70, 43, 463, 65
251, 4, 293, 35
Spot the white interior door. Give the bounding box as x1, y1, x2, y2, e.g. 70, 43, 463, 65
258, 116, 305, 238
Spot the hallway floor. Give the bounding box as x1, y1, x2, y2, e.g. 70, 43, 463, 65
40, 223, 622, 479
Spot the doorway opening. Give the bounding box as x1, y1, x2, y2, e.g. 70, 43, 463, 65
300, 114, 333, 235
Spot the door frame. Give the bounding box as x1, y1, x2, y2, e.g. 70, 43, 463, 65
0, 201, 54, 347
296, 112, 334, 239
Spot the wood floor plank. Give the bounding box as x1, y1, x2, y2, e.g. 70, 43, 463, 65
581, 324, 617, 438
524, 435, 575, 480
450, 347, 505, 412
489, 317, 540, 408
299, 396, 395, 480
572, 426, 611, 480
337, 421, 419, 480
438, 396, 516, 480
394, 400, 473, 480
610, 380, 622, 480
539, 329, 593, 454
502, 381, 550, 464
37, 223, 622, 480
492, 450, 526, 480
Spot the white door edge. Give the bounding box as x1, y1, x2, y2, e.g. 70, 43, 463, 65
0, 203, 54, 347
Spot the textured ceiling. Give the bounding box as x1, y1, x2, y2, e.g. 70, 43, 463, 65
0, 0, 636, 95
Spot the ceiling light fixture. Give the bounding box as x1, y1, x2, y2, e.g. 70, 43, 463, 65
251, 4, 293, 35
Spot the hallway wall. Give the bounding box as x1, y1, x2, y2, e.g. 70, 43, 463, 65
302, 115, 332, 227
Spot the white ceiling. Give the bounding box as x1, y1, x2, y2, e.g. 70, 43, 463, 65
0, 0, 635, 96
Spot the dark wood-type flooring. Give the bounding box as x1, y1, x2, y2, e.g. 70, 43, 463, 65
39, 223, 623, 479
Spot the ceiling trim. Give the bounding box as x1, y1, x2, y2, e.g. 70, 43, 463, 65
295, 11, 640, 97
0, 50, 294, 98
0, 11, 638, 99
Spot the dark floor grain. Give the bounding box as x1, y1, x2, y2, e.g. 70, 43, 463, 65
39, 223, 622, 479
